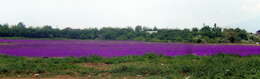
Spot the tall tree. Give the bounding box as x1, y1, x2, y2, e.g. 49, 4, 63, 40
17, 22, 26, 28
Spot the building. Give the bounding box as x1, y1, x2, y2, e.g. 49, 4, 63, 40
257, 30, 260, 35
146, 31, 158, 34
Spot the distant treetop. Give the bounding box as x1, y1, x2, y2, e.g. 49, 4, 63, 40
17, 22, 26, 28
0, 22, 260, 43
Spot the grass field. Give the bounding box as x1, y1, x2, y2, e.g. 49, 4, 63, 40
0, 54, 260, 79
0, 37, 72, 40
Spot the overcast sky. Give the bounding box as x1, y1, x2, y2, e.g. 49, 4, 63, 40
0, 0, 260, 32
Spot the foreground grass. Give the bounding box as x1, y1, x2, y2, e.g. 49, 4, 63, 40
0, 54, 260, 79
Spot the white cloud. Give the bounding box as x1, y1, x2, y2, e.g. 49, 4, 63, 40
241, 0, 260, 13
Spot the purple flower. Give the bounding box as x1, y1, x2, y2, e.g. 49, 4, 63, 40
0, 39, 260, 57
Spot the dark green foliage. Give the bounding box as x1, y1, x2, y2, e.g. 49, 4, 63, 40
1, 22, 259, 43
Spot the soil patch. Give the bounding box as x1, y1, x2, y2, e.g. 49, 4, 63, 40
81, 63, 111, 71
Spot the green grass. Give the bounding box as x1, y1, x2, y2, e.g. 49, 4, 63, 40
0, 37, 73, 40
0, 43, 9, 45
0, 54, 260, 79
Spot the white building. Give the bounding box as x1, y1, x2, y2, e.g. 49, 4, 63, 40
257, 30, 260, 35
146, 31, 158, 34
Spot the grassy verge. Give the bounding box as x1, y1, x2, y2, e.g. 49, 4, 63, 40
0, 42, 10, 45
1, 37, 258, 45
0, 54, 260, 79
0, 37, 73, 40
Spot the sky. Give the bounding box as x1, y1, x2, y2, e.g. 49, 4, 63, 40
0, 0, 260, 32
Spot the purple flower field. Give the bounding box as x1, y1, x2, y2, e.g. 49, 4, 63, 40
0, 39, 260, 57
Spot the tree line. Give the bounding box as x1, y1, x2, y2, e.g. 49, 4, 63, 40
0, 22, 259, 43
